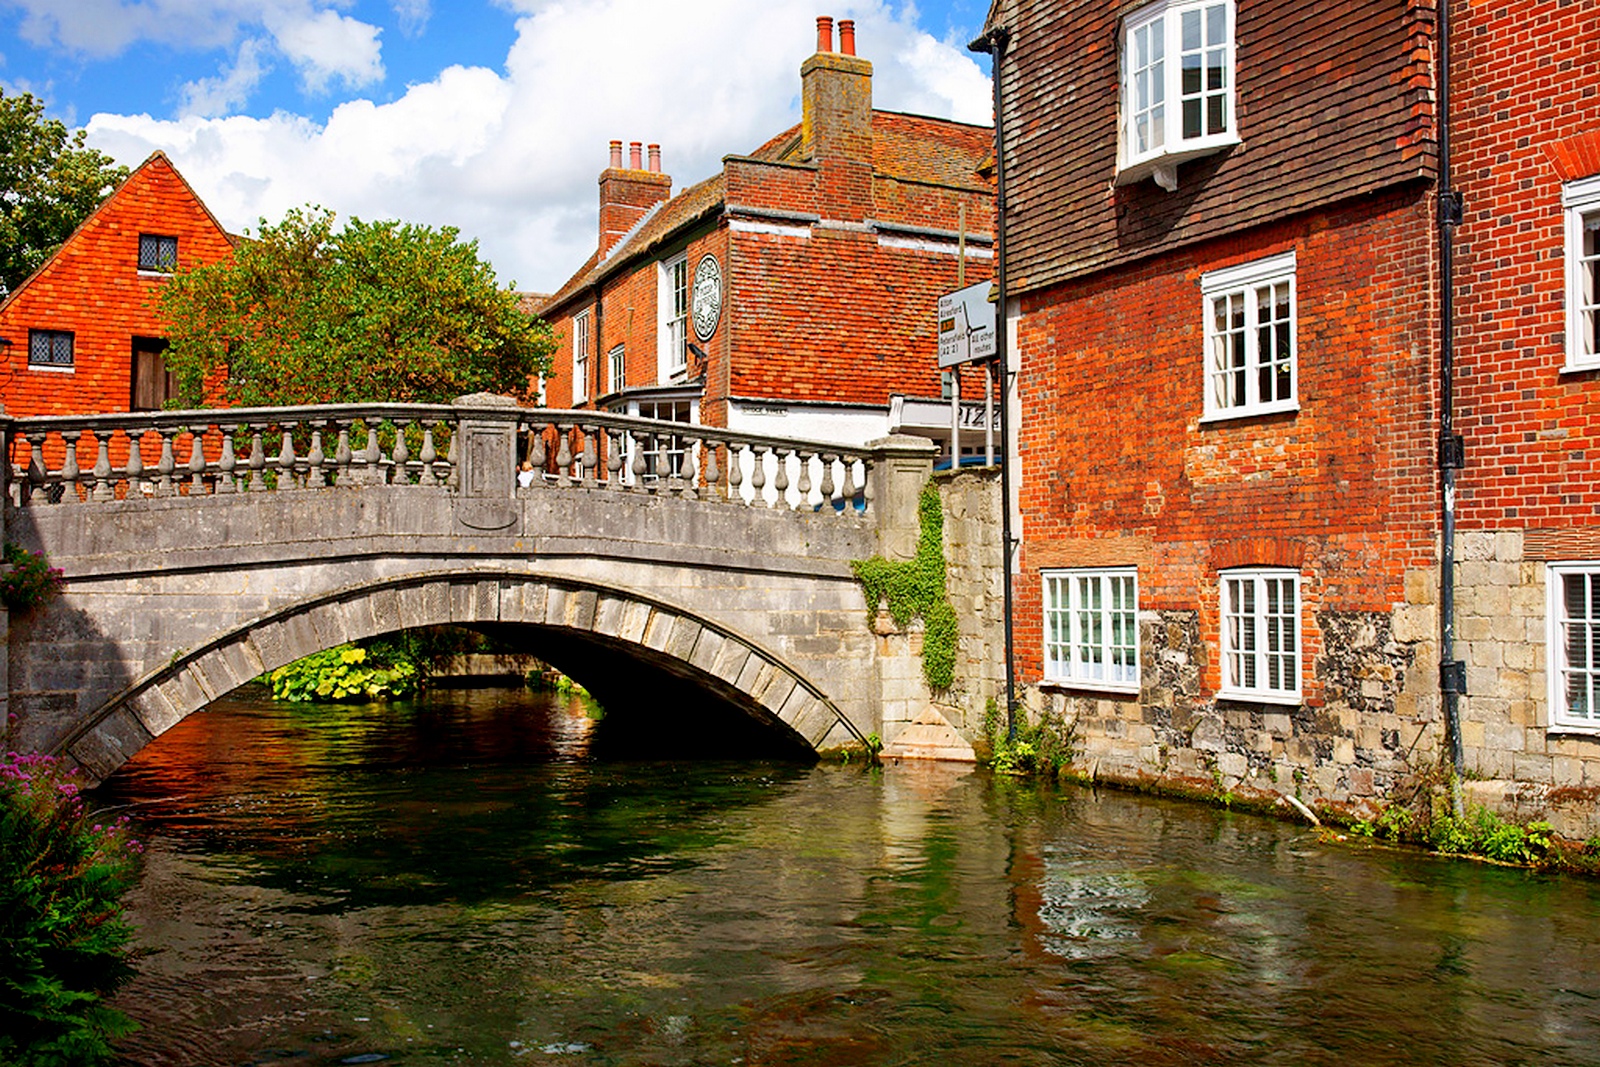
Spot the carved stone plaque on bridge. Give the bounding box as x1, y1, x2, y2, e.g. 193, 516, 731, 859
453, 393, 519, 531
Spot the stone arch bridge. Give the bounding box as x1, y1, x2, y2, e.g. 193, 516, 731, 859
0, 396, 944, 782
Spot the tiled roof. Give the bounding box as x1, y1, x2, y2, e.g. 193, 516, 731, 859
539, 109, 991, 318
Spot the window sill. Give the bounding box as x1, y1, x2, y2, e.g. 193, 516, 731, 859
1041, 678, 1140, 697
136, 270, 175, 279
1115, 136, 1240, 192
1560, 359, 1600, 376
27, 364, 75, 374
1217, 688, 1301, 706
1547, 722, 1600, 739
1199, 401, 1299, 425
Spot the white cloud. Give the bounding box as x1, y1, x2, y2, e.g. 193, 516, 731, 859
391, 0, 429, 37
82, 0, 992, 294
265, 7, 384, 92
178, 36, 270, 118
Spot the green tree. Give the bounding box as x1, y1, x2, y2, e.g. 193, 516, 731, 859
157, 206, 553, 406
0, 89, 128, 296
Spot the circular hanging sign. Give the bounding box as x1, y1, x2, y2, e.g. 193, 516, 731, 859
691, 253, 723, 343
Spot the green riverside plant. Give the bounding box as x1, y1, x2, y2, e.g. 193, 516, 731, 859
850, 482, 957, 691
268, 641, 419, 702
1, 751, 142, 1065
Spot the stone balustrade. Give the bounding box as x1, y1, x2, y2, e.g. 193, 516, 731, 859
0, 397, 882, 516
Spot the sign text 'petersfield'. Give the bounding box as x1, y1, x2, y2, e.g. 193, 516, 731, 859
937, 281, 997, 369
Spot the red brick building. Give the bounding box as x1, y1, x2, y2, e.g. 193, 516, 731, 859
987, 0, 1448, 813
539, 18, 996, 459
0, 152, 235, 418
1444, 0, 1600, 819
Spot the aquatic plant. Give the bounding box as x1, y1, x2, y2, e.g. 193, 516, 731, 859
982, 699, 1072, 777
0, 751, 141, 1065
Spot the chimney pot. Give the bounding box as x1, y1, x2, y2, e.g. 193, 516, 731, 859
647, 143, 661, 173
629, 141, 643, 170
609, 140, 622, 168
816, 15, 834, 54
838, 19, 855, 56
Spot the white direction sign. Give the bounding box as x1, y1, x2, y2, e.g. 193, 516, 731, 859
937, 280, 997, 368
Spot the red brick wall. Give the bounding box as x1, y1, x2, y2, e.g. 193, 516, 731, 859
1012, 188, 1438, 700
0, 154, 234, 418
1450, 0, 1600, 528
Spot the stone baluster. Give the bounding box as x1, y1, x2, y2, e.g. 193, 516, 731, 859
25, 432, 46, 506
839, 456, 857, 512
820, 453, 838, 513
728, 442, 744, 504
275, 426, 298, 490
246, 426, 267, 491
90, 430, 114, 502
526, 425, 545, 487
418, 427, 438, 486
188, 431, 208, 495
446, 431, 459, 489
155, 428, 177, 497
554, 425, 573, 489
629, 432, 648, 491
60, 434, 80, 505
391, 424, 410, 485
750, 446, 768, 507
365, 423, 384, 483
124, 428, 145, 499
772, 447, 791, 509
795, 449, 813, 511
679, 437, 700, 500
665, 435, 685, 497
307, 428, 327, 487
703, 441, 721, 501
580, 425, 598, 489
652, 438, 670, 493
215, 427, 238, 493
605, 428, 623, 489
335, 425, 352, 485
861, 457, 874, 511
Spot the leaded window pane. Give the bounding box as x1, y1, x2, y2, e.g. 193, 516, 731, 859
138, 234, 178, 272
28, 330, 73, 367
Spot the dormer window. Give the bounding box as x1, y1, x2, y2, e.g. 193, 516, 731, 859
138, 234, 178, 273
1118, 0, 1238, 191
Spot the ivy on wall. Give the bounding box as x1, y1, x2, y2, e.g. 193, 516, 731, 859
851, 481, 957, 691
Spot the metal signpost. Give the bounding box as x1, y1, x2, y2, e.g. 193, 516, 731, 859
938, 280, 998, 467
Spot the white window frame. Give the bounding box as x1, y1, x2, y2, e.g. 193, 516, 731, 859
609, 344, 626, 394
571, 310, 590, 403
1563, 175, 1600, 372
1042, 568, 1140, 693
1200, 251, 1297, 421
1218, 568, 1301, 704
658, 253, 688, 380
1546, 562, 1600, 735
1118, 0, 1239, 190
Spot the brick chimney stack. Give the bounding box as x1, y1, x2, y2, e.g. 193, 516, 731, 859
800, 14, 874, 220
598, 138, 672, 256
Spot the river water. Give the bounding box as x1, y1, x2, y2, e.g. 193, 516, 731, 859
98, 686, 1600, 1066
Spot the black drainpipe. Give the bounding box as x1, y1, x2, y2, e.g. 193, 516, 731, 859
1436, 0, 1467, 813
969, 24, 1016, 738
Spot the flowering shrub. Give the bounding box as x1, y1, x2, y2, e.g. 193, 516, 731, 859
1, 543, 64, 613
0, 752, 141, 1065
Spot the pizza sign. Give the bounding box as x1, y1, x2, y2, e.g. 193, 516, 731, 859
691, 253, 723, 342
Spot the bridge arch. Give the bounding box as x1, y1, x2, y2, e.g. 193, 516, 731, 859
53, 569, 865, 782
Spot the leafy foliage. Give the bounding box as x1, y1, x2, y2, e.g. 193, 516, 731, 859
1427, 806, 1555, 864
982, 698, 1073, 776
0, 90, 128, 296
0, 752, 141, 1065
157, 206, 555, 406
0, 543, 64, 613
268, 642, 419, 703
851, 482, 957, 690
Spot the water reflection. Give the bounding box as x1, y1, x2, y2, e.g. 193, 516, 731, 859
100, 686, 1600, 1066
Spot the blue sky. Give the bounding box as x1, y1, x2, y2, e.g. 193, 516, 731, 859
0, 1, 994, 292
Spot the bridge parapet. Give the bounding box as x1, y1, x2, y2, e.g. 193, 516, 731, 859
1, 399, 925, 521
